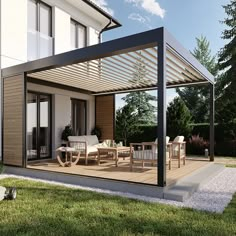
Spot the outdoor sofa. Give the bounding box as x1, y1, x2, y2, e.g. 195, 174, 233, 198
68, 135, 112, 165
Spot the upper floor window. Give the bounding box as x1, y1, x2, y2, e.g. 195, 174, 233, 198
28, 0, 52, 36
28, 0, 53, 60
70, 19, 86, 49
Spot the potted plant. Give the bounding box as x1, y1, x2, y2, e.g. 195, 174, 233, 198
91, 126, 102, 140
61, 124, 73, 145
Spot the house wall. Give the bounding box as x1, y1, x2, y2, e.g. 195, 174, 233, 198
1, 0, 28, 68
0, 0, 28, 161
96, 95, 115, 140
27, 82, 95, 158
0, 0, 102, 67
46, 0, 101, 51
0, 0, 109, 160
53, 7, 71, 54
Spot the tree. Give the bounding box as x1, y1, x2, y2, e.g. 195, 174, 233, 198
123, 91, 157, 125
115, 104, 140, 145
167, 97, 193, 139
217, 0, 236, 124
176, 36, 218, 123
122, 53, 157, 125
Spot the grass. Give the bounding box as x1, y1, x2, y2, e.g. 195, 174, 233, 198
226, 164, 236, 168
0, 178, 235, 236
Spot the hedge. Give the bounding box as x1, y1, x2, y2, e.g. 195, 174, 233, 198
120, 124, 236, 157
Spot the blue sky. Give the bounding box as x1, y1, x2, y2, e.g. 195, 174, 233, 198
93, 0, 229, 108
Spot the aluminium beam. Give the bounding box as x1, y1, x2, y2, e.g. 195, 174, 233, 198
157, 28, 167, 187
210, 83, 215, 161
2, 28, 162, 78
164, 29, 214, 84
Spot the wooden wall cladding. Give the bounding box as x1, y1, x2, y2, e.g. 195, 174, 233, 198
95, 95, 114, 140
3, 74, 25, 166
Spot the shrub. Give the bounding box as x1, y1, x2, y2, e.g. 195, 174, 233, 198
126, 125, 157, 144
186, 135, 209, 155
215, 140, 236, 156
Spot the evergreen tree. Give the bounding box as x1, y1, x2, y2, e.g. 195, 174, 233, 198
122, 53, 157, 125
115, 104, 140, 146
167, 97, 193, 139
176, 36, 218, 123
217, 0, 236, 124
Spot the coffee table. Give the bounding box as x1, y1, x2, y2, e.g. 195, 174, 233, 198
56, 147, 80, 167
97, 146, 131, 167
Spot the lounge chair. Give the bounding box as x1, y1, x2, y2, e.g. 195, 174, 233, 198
130, 136, 172, 170
170, 136, 186, 168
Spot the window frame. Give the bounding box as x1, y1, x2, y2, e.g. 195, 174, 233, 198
70, 19, 87, 49
28, 0, 52, 37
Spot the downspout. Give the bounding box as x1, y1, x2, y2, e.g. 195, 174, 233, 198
98, 19, 113, 43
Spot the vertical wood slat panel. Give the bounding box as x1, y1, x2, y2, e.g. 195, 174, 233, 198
95, 95, 114, 140
3, 75, 24, 166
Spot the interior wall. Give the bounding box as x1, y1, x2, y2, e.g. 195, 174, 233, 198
27, 82, 95, 158
96, 95, 115, 140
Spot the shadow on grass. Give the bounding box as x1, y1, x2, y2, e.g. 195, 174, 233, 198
0, 178, 235, 236
0, 205, 235, 236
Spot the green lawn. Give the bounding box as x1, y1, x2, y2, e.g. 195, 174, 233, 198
226, 164, 236, 168
0, 178, 235, 236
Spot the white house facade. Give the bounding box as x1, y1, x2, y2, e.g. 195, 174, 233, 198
0, 0, 121, 160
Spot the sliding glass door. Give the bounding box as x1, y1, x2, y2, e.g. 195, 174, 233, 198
71, 99, 87, 135
27, 92, 51, 160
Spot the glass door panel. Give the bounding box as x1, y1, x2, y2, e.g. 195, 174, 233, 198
71, 99, 86, 135
39, 95, 50, 158
27, 93, 37, 160
27, 92, 51, 160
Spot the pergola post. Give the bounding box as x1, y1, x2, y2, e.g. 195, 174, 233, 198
157, 29, 167, 187
209, 83, 215, 161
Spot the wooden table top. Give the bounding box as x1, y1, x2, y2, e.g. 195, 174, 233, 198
97, 146, 130, 151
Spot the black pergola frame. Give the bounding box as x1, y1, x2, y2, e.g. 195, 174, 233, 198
1, 27, 215, 187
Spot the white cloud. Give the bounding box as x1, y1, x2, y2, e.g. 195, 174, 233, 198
125, 0, 165, 18
128, 13, 153, 29
91, 0, 114, 16
128, 13, 146, 23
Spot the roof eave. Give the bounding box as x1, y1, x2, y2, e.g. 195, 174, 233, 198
82, 0, 122, 30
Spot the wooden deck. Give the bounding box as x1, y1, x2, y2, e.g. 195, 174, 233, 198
27, 158, 209, 186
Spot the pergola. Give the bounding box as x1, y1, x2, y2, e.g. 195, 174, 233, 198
1, 27, 215, 187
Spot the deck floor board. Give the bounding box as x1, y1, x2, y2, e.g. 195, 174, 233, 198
27, 158, 209, 186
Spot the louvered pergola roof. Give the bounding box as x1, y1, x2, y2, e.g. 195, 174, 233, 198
2, 27, 214, 94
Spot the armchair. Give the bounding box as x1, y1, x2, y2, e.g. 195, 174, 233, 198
170, 136, 186, 168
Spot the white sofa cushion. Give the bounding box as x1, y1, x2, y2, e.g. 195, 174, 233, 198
154, 136, 170, 144
68, 136, 86, 142
173, 136, 184, 143
172, 136, 185, 155
87, 145, 98, 154
133, 150, 143, 160
84, 135, 99, 146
